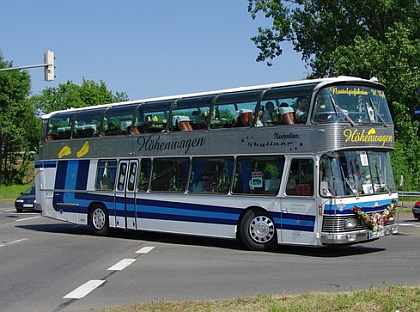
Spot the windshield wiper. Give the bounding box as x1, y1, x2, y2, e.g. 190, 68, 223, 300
329, 94, 356, 126
376, 164, 392, 195
340, 166, 359, 198
369, 98, 387, 126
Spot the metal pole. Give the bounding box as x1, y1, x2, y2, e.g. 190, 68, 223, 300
0, 64, 49, 72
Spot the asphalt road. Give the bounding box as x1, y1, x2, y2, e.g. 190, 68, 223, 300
0, 203, 419, 312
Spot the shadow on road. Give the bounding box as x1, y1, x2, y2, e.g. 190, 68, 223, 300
16, 221, 389, 258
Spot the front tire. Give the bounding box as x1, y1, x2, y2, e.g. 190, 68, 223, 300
240, 209, 278, 251
90, 204, 109, 236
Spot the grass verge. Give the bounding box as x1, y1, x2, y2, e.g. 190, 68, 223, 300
101, 286, 420, 312
0, 184, 31, 203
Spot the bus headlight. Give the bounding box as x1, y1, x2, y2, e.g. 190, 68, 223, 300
344, 217, 357, 229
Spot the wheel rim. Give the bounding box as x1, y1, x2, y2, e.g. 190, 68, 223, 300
249, 215, 275, 243
92, 208, 106, 230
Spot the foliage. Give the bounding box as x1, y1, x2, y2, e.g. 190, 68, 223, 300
248, 0, 420, 190
0, 57, 36, 185
0, 184, 31, 203
0, 53, 129, 185
100, 285, 420, 312
31, 78, 129, 114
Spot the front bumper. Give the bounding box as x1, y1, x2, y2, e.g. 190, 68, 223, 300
321, 223, 399, 245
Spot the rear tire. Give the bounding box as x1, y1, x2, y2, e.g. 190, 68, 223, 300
240, 209, 278, 251
90, 204, 109, 236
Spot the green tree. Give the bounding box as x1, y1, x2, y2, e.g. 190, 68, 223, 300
0, 56, 35, 184
248, 0, 420, 190
32, 78, 129, 114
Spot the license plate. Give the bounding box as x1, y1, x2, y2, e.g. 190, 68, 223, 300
23, 204, 33, 208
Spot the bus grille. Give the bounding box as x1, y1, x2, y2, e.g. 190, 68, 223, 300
322, 215, 394, 233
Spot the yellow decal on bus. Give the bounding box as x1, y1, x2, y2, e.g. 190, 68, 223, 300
58, 145, 72, 159
343, 128, 393, 146
76, 141, 90, 158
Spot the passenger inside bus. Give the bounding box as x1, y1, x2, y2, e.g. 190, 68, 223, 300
279, 103, 297, 124
295, 96, 309, 123
233, 109, 253, 127
262, 102, 275, 126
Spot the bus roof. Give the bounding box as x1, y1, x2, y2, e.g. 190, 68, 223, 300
41, 76, 383, 119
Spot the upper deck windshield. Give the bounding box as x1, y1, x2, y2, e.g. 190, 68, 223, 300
312, 85, 393, 125
320, 151, 395, 197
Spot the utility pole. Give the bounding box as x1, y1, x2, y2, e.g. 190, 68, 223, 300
0, 50, 55, 81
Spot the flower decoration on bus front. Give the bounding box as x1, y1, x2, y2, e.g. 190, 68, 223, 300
76, 141, 90, 158
351, 201, 397, 233
58, 145, 72, 159
343, 128, 393, 147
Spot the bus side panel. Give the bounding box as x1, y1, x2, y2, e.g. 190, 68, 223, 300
134, 194, 241, 239
53, 160, 90, 225
280, 197, 319, 246
36, 160, 58, 219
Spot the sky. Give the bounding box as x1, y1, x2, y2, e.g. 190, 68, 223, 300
0, 1, 308, 101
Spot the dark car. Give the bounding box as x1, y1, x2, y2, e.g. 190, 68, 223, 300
15, 186, 40, 212
413, 201, 420, 220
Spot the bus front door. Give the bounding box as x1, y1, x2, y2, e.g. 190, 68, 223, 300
115, 160, 139, 230
280, 157, 318, 245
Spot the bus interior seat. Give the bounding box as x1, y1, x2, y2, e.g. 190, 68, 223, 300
46, 134, 55, 141
132, 126, 141, 134
173, 115, 194, 131
126, 125, 141, 135
191, 111, 207, 129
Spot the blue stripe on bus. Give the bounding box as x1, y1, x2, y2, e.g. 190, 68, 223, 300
55, 161, 68, 189
278, 213, 315, 232
53, 160, 90, 210
324, 200, 394, 215
76, 160, 90, 190
129, 206, 238, 221
53, 191, 316, 231
73, 192, 243, 215
35, 161, 57, 168
136, 211, 238, 225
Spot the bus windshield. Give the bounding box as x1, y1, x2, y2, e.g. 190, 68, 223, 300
312, 85, 393, 124
320, 151, 395, 197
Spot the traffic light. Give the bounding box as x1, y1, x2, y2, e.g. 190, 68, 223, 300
44, 50, 55, 81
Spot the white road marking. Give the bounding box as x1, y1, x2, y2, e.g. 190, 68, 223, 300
107, 259, 136, 271
63, 247, 154, 300
0, 238, 28, 248
63, 280, 106, 299
136, 246, 155, 254
15, 216, 40, 222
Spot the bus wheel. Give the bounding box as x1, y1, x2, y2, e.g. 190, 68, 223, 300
90, 204, 109, 236
240, 209, 277, 251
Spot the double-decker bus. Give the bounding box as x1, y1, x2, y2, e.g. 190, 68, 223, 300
35, 76, 398, 251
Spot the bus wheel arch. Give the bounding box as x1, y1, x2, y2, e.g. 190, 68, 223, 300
239, 207, 278, 251
89, 202, 109, 236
